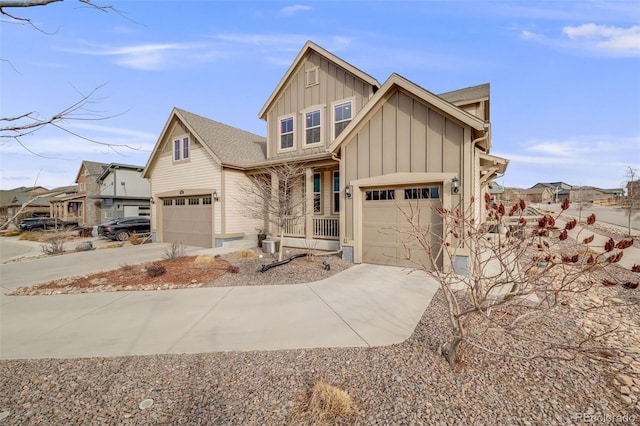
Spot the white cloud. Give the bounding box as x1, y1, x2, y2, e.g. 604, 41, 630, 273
280, 5, 312, 16
563, 23, 640, 56
60, 42, 218, 70
521, 23, 640, 57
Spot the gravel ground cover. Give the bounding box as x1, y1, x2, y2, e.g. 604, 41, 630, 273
1, 270, 638, 424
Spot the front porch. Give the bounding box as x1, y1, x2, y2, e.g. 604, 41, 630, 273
283, 215, 340, 240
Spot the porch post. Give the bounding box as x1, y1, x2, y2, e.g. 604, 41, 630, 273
270, 172, 279, 236
305, 168, 313, 239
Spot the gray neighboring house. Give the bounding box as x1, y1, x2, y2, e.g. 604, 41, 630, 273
95, 163, 151, 223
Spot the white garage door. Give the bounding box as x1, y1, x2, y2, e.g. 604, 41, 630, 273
162, 196, 213, 248
362, 185, 442, 268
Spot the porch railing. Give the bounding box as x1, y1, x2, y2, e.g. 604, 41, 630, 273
313, 217, 339, 239
282, 216, 339, 240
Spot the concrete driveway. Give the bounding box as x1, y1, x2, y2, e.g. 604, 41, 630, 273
0, 242, 438, 359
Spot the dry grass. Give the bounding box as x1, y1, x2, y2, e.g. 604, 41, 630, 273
194, 255, 218, 265
0, 230, 20, 237
237, 248, 257, 259
18, 231, 41, 241
119, 263, 135, 271
294, 381, 354, 425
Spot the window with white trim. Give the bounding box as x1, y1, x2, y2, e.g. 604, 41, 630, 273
333, 100, 352, 139
332, 171, 340, 213
279, 116, 295, 150
173, 136, 190, 161
305, 109, 321, 145
313, 172, 321, 214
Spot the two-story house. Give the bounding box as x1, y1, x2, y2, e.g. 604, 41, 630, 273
143, 41, 508, 268
95, 163, 151, 223
50, 161, 108, 226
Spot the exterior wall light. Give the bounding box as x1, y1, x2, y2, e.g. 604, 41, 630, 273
150, 197, 155, 204
452, 177, 460, 194
345, 185, 352, 198
213, 191, 219, 201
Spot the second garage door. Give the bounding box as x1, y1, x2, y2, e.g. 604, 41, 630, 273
362, 185, 442, 268
162, 196, 213, 248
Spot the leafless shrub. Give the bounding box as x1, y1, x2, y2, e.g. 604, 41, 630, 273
399, 195, 638, 367
147, 263, 166, 278
40, 237, 65, 255
164, 242, 185, 260
226, 265, 240, 274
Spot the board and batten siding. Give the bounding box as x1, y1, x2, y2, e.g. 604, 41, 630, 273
148, 120, 221, 235
222, 168, 263, 235
341, 89, 472, 241
265, 52, 375, 158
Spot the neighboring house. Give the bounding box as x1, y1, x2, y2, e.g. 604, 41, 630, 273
95, 163, 151, 223
0, 186, 52, 223
50, 161, 109, 226
530, 182, 572, 202
570, 186, 623, 204
519, 187, 554, 204
143, 41, 508, 268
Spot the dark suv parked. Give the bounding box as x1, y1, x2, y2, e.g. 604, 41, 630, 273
18, 218, 79, 231
98, 216, 150, 241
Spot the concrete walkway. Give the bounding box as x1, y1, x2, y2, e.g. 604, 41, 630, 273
0, 241, 438, 359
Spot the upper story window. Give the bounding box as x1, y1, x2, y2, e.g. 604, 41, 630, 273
173, 136, 190, 161
333, 100, 353, 139
305, 109, 321, 146
279, 116, 295, 151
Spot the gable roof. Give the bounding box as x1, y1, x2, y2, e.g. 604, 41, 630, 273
143, 108, 266, 177
96, 163, 145, 182
258, 40, 381, 120
74, 160, 109, 183
328, 73, 487, 154
438, 83, 490, 105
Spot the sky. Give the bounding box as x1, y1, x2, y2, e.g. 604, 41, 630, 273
1, 0, 639, 191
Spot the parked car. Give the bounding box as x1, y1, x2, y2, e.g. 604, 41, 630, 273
18, 218, 79, 231
98, 216, 150, 241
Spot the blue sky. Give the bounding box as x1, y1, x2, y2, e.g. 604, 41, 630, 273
1, 0, 639, 191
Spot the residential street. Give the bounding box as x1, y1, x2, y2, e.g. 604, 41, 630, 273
541, 203, 640, 233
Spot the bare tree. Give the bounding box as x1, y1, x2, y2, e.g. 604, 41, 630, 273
0, 0, 138, 155
240, 162, 308, 261
398, 195, 638, 367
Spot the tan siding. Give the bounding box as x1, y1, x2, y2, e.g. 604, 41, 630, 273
411, 102, 428, 172
357, 127, 370, 179
264, 52, 376, 159
224, 169, 263, 234
382, 98, 397, 175
427, 110, 444, 172
369, 111, 383, 176
444, 119, 463, 173
397, 92, 412, 172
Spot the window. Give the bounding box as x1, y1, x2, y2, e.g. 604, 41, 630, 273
175, 198, 185, 206
306, 67, 319, 87
365, 190, 396, 201
333, 171, 340, 213
404, 187, 440, 200
279, 116, 294, 150
305, 110, 321, 145
173, 136, 190, 161
313, 173, 321, 214
334, 101, 352, 139
174, 140, 181, 160
202, 197, 212, 205
182, 137, 189, 159
188, 198, 199, 205
163, 199, 173, 206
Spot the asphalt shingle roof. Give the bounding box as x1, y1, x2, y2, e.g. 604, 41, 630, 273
176, 108, 266, 167
438, 83, 490, 104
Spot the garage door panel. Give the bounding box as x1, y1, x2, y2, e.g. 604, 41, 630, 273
162, 199, 213, 248
363, 185, 442, 269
